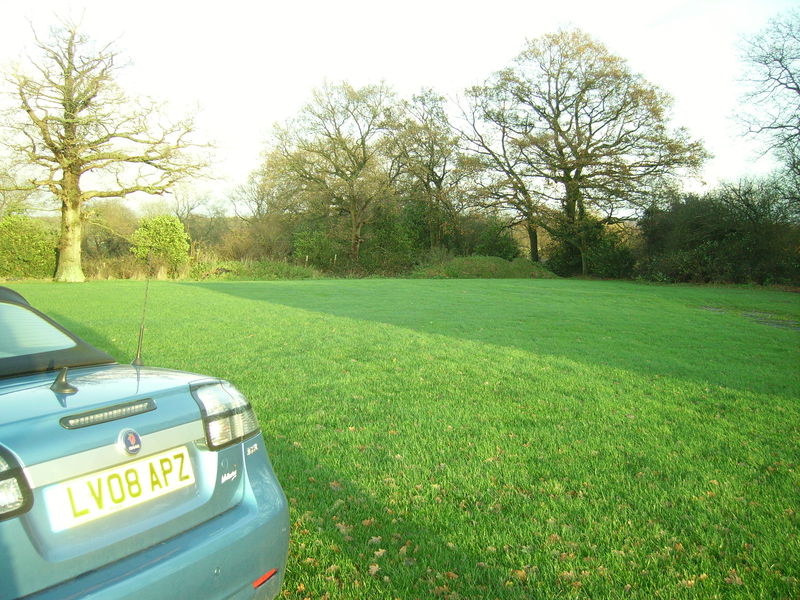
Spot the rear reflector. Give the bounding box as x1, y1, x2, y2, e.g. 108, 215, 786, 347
253, 568, 277, 589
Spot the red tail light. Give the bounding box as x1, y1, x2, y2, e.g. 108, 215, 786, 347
252, 568, 277, 589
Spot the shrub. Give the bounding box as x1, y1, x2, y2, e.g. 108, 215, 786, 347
636, 182, 800, 284
292, 228, 343, 270
472, 221, 520, 261
0, 215, 57, 279
82, 255, 149, 280
543, 220, 635, 278
585, 230, 636, 279
412, 256, 556, 279
457, 215, 520, 260
130, 215, 190, 276
358, 210, 418, 275
189, 259, 318, 280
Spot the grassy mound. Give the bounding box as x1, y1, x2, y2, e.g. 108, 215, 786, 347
412, 255, 556, 279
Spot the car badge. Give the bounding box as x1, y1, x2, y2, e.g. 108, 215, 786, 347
119, 429, 142, 455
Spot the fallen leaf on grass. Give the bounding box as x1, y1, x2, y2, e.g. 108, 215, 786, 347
725, 570, 744, 585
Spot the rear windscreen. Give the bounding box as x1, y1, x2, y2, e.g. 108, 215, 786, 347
0, 302, 115, 378
0, 304, 76, 358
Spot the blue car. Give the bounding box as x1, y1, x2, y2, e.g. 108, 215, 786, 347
0, 287, 289, 599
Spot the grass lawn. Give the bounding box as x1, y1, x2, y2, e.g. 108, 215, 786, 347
9, 279, 800, 599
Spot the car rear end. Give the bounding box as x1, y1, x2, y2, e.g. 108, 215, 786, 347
0, 290, 289, 600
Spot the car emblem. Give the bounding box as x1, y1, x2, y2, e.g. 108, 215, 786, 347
119, 429, 142, 455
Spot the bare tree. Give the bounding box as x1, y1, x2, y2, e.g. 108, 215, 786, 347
742, 10, 800, 190
392, 89, 470, 250
272, 81, 399, 261
459, 84, 549, 261
2, 21, 207, 281
463, 29, 708, 273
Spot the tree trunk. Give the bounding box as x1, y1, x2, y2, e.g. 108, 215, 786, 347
54, 174, 86, 282
526, 221, 539, 262
580, 246, 588, 276
563, 176, 581, 223
350, 217, 362, 263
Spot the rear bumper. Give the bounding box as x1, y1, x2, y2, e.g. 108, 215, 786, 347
15, 440, 289, 600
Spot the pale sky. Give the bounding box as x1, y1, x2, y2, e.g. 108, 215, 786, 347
0, 0, 796, 203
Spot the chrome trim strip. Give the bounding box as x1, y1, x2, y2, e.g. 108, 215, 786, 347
23, 421, 205, 488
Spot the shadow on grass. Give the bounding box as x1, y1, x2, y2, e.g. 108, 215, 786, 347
187, 279, 799, 398
266, 434, 540, 599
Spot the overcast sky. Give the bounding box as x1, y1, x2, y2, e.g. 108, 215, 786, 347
0, 0, 796, 202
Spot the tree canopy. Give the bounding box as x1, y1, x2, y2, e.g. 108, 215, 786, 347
742, 10, 800, 190
3, 18, 796, 284
271, 82, 400, 262
463, 29, 708, 273
2, 22, 206, 281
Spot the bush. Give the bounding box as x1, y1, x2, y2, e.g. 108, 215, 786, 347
542, 241, 583, 277
358, 209, 418, 275
0, 215, 57, 279
412, 256, 556, 279
130, 215, 190, 276
636, 182, 800, 284
218, 216, 293, 261
189, 259, 318, 280
457, 215, 520, 260
291, 228, 343, 270
472, 221, 520, 261
83, 255, 149, 280
543, 219, 635, 278
585, 230, 636, 279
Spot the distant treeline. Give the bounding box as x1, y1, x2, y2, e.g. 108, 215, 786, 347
1, 16, 798, 284
1, 172, 797, 284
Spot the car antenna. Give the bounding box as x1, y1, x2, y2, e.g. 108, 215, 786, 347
132, 269, 151, 367
51, 367, 78, 396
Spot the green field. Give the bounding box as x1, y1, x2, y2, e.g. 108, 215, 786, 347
9, 279, 800, 599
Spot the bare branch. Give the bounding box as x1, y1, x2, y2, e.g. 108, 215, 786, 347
0, 21, 209, 281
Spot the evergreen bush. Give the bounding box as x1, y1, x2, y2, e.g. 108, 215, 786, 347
130, 215, 190, 276
0, 215, 57, 279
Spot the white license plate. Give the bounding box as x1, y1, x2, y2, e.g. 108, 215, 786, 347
44, 446, 195, 532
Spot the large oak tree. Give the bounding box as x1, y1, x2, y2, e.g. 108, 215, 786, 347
4, 22, 205, 282
463, 29, 708, 273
